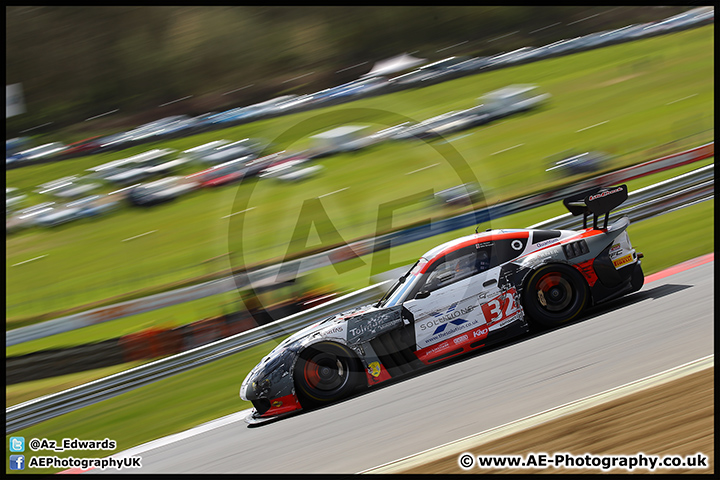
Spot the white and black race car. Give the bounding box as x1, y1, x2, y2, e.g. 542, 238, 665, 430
240, 184, 643, 422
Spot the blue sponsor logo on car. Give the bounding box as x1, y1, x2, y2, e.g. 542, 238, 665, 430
433, 318, 468, 335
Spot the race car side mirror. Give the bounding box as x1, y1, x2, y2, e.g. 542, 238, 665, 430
415, 290, 431, 299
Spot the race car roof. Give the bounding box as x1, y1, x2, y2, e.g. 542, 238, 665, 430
419, 229, 530, 273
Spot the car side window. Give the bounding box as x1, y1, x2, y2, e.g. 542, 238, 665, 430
414, 246, 493, 297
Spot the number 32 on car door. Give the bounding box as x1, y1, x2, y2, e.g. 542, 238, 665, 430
481, 288, 520, 328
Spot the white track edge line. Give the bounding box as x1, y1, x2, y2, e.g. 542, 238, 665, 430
115, 409, 253, 461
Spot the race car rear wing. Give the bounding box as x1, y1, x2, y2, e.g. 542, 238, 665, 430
563, 184, 628, 230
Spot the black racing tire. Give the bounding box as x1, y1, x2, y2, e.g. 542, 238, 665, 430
522, 264, 589, 328
294, 342, 363, 408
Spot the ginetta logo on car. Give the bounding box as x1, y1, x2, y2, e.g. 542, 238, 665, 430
588, 186, 623, 201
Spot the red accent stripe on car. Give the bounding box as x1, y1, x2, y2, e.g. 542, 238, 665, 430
261, 393, 303, 417
573, 258, 598, 287
415, 325, 489, 364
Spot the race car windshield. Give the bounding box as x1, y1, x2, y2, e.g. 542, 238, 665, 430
375, 259, 425, 307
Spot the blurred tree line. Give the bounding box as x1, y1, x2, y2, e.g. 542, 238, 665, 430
6, 6, 689, 136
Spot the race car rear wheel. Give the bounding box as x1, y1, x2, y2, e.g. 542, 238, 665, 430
523, 264, 589, 328
294, 342, 362, 407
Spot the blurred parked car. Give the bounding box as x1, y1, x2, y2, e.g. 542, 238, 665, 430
190, 138, 263, 165
7, 202, 54, 232
390, 56, 472, 87
186, 157, 250, 187
313, 77, 390, 102
242, 152, 293, 179
36, 175, 102, 199
35, 195, 119, 227
87, 149, 178, 186
309, 125, 370, 158
182, 140, 233, 161
394, 111, 471, 140
7, 142, 67, 165
127, 176, 198, 206
258, 152, 312, 179
434, 183, 481, 207
124, 115, 195, 142
364, 122, 413, 146
272, 94, 317, 114
61, 136, 103, 157
97, 131, 134, 151
488, 48, 536, 67
421, 105, 496, 139
545, 151, 612, 176
478, 84, 551, 119
275, 164, 324, 182
6, 137, 32, 165
6, 188, 27, 215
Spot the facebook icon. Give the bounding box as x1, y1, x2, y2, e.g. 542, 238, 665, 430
10, 455, 25, 470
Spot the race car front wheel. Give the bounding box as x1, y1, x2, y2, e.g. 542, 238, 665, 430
294, 342, 363, 407
523, 264, 589, 328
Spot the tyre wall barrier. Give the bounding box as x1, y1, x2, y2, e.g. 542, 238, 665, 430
180, 316, 229, 351
6, 339, 125, 385
7, 307, 281, 383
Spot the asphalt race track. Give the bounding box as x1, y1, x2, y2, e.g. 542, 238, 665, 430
95, 260, 713, 474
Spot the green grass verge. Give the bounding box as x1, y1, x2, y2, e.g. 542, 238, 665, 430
4, 197, 714, 474
6, 25, 714, 320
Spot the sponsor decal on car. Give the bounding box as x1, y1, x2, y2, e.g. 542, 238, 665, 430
346, 307, 403, 343
534, 246, 563, 258
481, 288, 521, 328
453, 334, 469, 345
612, 253, 634, 269
419, 304, 478, 332
419, 316, 481, 348
472, 327, 489, 339
368, 362, 382, 378
325, 326, 344, 336
588, 187, 623, 201
425, 342, 450, 356
432, 318, 468, 335
534, 238, 560, 248
609, 249, 626, 259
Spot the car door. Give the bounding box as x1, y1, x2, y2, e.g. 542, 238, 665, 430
403, 245, 502, 353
